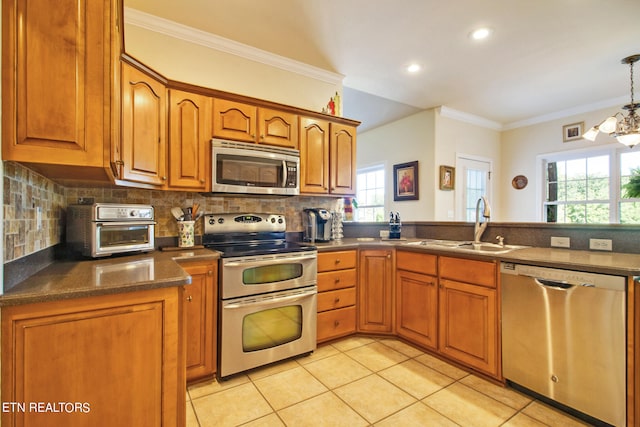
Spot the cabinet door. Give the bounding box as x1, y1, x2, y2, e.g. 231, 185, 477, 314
182, 261, 217, 382
2, 0, 113, 167
169, 90, 212, 191
396, 270, 438, 350
121, 62, 167, 187
212, 99, 256, 142
258, 108, 298, 148
299, 117, 330, 194
438, 278, 498, 376
1, 287, 184, 427
329, 123, 357, 195
358, 249, 394, 333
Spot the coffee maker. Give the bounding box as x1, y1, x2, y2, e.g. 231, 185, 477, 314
302, 208, 333, 242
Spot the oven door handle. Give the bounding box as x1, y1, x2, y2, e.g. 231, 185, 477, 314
224, 253, 317, 267
95, 221, 156, 227
224, 289, 317, 309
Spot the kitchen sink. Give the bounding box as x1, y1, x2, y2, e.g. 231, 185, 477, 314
405, 239, 526, 254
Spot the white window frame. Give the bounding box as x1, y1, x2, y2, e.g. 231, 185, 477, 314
538, 145, 638, 224
455, 154, 493, 221
355, 164, 386, 222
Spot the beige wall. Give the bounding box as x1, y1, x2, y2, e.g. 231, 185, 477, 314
500, 107, 620, 221
124, 24, 340, 114
356, 110, 436, 221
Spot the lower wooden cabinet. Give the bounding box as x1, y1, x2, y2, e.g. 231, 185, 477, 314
358, 249, 394, 334
396, 269, 438, 350
316, 250, 357, 342
1, 287, 185, 427
180, 260, 217, 383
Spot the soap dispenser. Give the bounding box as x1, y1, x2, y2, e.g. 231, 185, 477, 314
389, 211, 402, 239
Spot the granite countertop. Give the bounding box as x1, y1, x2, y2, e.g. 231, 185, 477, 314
0, 248, 220, 307
312, 238, 640, 276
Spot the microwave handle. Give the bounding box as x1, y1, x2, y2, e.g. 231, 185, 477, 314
282, 160, 287, 187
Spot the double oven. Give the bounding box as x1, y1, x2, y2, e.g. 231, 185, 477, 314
203, 213, 317, 378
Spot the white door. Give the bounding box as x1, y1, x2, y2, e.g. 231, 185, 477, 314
456, 156, 492, 221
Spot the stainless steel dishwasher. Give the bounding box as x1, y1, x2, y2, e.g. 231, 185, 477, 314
501, 262, 626, 427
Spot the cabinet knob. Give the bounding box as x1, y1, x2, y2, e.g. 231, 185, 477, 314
162, 176, 167, 181
200, 179, 205, 183
207, 270, 213, 276
334, 320, 340, 327
186, 295, 193, 302
334, 297, 340, 303
335, 259, 341, 264
387, 254, 391, 259
335, 278, 341, 283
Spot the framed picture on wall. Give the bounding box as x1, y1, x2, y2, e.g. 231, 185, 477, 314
393, 161, 419, 201
439, 165, 455, 190
563, 122, 584, 142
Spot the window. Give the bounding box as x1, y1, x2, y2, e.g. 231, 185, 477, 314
356, 166, 385, 221
456, 155, 492, 221
543, 148, 640, 223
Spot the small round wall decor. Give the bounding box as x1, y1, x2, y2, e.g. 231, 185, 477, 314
512, 175, 528, 190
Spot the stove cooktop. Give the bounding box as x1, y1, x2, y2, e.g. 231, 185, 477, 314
205, 241, 316, 258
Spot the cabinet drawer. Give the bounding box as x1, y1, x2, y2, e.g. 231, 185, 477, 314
317, 250, 357, 272
397, 251, 437, 276
317, 269, 356, 292
439, 256, 496, 288
317, 288, 356, 312
317, 306, 356, 342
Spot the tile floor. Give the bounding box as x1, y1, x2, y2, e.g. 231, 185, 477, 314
186, 336, 593, 426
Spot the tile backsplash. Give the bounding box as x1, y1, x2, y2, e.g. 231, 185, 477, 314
3, 162, 341, 263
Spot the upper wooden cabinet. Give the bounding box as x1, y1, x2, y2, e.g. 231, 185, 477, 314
258, 108, 298, 148
330, 123, 357, 195
299, 118, 356, 196
169, 90, 212, 191
119, 62, 168, 188
1, 0, 121, 183
213, 99, 299, 149
212, 99, 257, 142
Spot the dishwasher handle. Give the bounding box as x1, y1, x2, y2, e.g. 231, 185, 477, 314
535, 278, 574, 290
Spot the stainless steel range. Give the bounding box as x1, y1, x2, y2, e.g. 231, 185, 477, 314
203, 213, 317, 379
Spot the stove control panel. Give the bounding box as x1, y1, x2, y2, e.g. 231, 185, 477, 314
204, 213, 286, 234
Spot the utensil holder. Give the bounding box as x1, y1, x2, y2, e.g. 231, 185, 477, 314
178, 221, 195, 248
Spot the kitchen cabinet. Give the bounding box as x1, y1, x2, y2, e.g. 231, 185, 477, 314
119, 61, 168, 188
396, 251, 438, 350
212, 100, 299, 149
169, 90, 212, 191
299, 118, 357, 196
2, 0, 121, 182
1, 287, 185, 427
212, 99, 257, 142
316, 250, 357, 343
180, 260, 217, 383
358, 249, 394, 333
258, 108, 299, 148
438, 256, 498, 377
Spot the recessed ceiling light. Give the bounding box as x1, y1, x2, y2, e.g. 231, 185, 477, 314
470, 27, 492, 40
406, 63, 421, 73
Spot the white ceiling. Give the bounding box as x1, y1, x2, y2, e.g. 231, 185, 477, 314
125, 0, 640, 132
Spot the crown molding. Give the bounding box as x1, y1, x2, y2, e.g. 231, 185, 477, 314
124, 7, 344, 85
438, 106, 503, 130
502, 96, 628, 130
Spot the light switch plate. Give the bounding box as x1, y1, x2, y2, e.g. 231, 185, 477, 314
550, 236, 570, 248
589, 238, 612, 251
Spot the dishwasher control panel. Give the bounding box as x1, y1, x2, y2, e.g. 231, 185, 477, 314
500, 262, 626, 290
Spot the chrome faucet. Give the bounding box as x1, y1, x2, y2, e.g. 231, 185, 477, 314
474, 196, 491, 244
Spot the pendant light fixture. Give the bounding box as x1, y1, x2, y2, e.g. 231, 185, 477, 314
583, 54, 640, 148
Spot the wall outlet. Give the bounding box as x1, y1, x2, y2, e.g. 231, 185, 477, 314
589, 238, 612, 251
550, 236, 570, 248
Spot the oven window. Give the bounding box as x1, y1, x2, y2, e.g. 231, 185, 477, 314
242, 305, 302, 352
217, 155, 282, 187
242, 264, 303, 285
98, 225, 150, 247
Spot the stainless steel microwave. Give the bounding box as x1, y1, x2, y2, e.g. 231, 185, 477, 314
211, 139, 300, 195
66, 203, 155, 257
